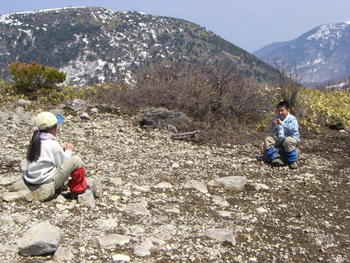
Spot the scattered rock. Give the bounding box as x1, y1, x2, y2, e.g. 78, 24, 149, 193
17, 222, 62, 256
79, 112, 90, 120
96, 219, 118, 231
217, 211, 232, 218
210, 176, 247, 190
78, 190, 96, 209
212, 195, 230, 207
247, 182, 270, 191
184, 180, 208, 193
154, 224, 177, 241
133, 239, 153, 257
112, 254, 130, 262
116, 119, 126, 127
171, 162, 180, 169
87, 178, 102, 198
68, 99, 87, 111
256, 207, 269, 214
153, 182, 173, 189
90, 107, 99, 114
17, 99, 32, 107
54, 247, 74, 263
92, 234, 131, 249
125, 200, 150, 216
204, 228, 236, 245
0, 176, 17, 186
1, 190, 32, 202
95, 104, 120, 114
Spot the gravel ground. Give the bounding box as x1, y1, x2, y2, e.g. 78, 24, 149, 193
0, 104, 349, 263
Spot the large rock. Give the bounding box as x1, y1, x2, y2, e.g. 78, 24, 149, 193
204, 228, 236, 245
17, 222, 62, 256
210, 176, 247, 190
140, 107, 189, 130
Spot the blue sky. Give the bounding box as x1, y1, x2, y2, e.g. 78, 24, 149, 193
1, 0, 349, 52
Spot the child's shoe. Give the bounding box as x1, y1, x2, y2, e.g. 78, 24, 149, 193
271, 158, 284, 167
288, 162, 298, 169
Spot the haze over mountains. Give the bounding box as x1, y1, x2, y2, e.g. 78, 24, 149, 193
0, 7, 278, 86
254, 20, 350, 86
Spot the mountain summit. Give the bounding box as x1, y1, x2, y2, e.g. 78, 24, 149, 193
0, 7, 277, 86
254, 21, 350, 86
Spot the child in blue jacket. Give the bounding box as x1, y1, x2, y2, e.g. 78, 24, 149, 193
264, 101, 300, 169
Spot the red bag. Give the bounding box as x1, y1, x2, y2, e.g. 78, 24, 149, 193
67, 167, 88, 194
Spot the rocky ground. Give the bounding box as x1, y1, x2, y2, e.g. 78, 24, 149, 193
0, 100, 349, 263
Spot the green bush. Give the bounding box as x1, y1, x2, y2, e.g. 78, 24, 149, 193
7, 61, 66, 95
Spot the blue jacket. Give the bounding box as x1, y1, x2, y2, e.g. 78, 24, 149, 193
268, 113, 301, 141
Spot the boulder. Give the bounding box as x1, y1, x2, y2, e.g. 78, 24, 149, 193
17, 222, 62, 256
140, 107, 189, 130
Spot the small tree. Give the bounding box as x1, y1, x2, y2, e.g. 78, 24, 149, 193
8, 61, 66, 94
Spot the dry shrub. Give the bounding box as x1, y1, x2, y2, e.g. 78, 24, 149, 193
107, 61, 270, 128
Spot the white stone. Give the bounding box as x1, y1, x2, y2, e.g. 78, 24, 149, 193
171, 163, 180, 169
79, 112, 90, 120
96, 219, 118, 231
153, 182, 173, 189
217, 211, 232, 218
112, 254, 130, 262
78, 190, 95, 209
205, 228, 236, 245
17, 222, 62, 256
94, 234, 131, 249
184, 180, 208, 194
256, 207, 268, 214
0, 176, 17, 185
213, 176, 247, 190
54, 246, 74, 263
125, 200, 150, 216
212, 195, 230, 207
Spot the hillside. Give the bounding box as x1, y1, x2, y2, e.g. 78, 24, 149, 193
0, 7, 278, 86
0, 100, 349, 262
254, 21, 350, 86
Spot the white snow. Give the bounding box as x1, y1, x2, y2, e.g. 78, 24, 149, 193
307, 23, 346, 41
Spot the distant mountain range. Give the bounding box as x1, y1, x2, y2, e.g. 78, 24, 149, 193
0, 7, 278, 86
254, 21, 350, 86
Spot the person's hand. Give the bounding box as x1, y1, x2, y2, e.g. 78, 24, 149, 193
63, 143, 75, 151
272, 119, 282, 126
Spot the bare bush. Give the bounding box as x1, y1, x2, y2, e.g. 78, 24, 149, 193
273, 61, 301, 113
97, 60, 270, 128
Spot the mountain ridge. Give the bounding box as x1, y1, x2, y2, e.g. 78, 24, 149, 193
0, 7, 278, 86
254, 20, 350, 85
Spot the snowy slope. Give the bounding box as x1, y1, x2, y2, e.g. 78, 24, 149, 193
254, 21, 350, 85
0, 7, 277, 86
